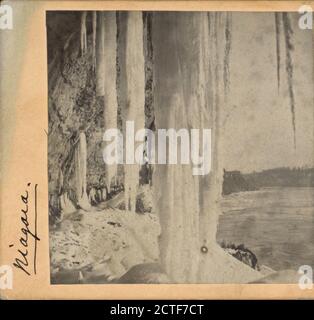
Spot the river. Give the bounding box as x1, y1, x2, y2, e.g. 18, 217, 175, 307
217, 187, 314, 271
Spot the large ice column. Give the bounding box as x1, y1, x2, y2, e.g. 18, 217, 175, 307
118, 12, 145, 211
152, 12, 207, 283
96, 12, 119, 192
152, 12, 231, 283
75, 132, 91, 211
198, 13, 233, 248
197, 13, 232, 279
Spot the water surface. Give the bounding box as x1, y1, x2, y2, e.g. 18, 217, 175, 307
217, 187, 314, 271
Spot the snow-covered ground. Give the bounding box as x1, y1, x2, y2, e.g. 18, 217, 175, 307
50, 207, 160, 283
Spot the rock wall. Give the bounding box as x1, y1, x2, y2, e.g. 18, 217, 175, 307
48, 13, 108, 219
47, 13, 154, 220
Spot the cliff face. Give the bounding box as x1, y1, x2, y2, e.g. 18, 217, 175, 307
48, 22, 106, 217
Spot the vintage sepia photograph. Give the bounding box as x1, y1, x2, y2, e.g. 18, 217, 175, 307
47, 11, 314, 285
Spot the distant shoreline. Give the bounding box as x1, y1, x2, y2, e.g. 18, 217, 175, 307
223, 167, 314, 196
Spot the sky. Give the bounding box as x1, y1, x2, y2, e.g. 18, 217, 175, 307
222, 12, 314, 173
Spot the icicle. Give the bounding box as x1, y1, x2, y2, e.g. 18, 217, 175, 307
58, 168, 64, 194
80, 11, 87, 55
103, 12, 118, 193
92, 11, 97, 71
282, 13, 297, 148
78, 271, 84, 283
97, 189, 102, 202
59, 193, 76, 215
215, 13, 228, 215
121, 12, 145, 211
275, 13, 281, 91
88, 187, 97, 205
103, 12, 119, 193
57, 167, 76, 215
143, 12, 154, 129
102, 187, 107, 201
223, 12, 232, 96
96, 12, 118, 192
75, 132, 91, 211
96, 12, 105, 96
199, 12, 226, 260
